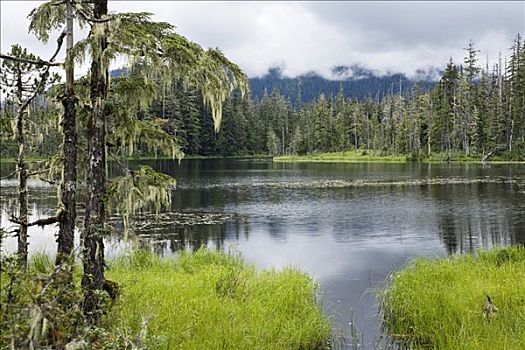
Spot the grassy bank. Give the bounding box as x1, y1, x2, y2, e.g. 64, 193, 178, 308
1, 250, 330, 349
273, 150, 525, 163
274, 151, 407, 163
381, 246, 525, 349
423, 153, 524, 163
106, 250, 331, 349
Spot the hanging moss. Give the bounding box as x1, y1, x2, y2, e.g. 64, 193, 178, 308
107, 165, 175, 229
103, 75, 183, 160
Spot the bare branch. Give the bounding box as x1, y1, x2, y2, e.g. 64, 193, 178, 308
0, 169, 18, 180
11, 28, 67, 97
8, 228, 20, 236
49, 29, 67, 63
38, 177, 57, 185
10, 210, 63, 227
108, 151, 131, 174
29, 214, 62, 227
0, 54, 63, 67
16, 67, 53, 120
135, 315, 153, 347
28, 168, 51, 177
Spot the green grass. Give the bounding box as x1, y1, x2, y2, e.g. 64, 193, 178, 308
106, 249, 331, 349
2, 250, 330, 349
381, 246, 525, 350
273, 150, 525, 164
274, 151, 407, 163
423, 152, 481, 163
28, 251, 54, 274
423, 152, 524, 163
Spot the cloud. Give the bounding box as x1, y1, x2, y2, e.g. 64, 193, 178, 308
2, 1, 524, 79
1, 1, 57, 59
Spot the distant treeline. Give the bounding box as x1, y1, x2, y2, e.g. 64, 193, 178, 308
2, 37, 524, 160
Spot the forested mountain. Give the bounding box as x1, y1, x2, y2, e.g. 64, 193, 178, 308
248, 66, 437, 106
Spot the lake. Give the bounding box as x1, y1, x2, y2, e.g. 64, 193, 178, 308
1, 159, 525, 348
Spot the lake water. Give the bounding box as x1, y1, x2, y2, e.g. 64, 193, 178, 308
1, 159, 525, 348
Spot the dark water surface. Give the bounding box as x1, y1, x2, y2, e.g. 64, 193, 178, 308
2, 159, 525, 348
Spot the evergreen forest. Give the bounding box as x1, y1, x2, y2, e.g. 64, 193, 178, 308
3, 38, 524, 161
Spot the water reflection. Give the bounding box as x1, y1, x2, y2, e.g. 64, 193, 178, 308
1, 159, 524, 348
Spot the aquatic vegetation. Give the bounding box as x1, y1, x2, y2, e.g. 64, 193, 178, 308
274, 151, 407, 163
274, 151, 525, 164
181, 176, 522, 191
107, 249, 331, 349
381, 246, 525, 349
265, 177, 520, 189
129, 212, 236, 227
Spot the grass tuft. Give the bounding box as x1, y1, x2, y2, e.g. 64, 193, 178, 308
28, 251, 54, 274
106, 249, 331, 349
381, 246, 525, 350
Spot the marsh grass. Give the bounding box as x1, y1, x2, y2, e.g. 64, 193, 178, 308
2, 250, 330, 348
106, 249, 331, 349
423, 152, 524, 163
273, 151, 525, 163
28, 251, 54, 274
381, 246, 525, 350
274, 151, 407, 163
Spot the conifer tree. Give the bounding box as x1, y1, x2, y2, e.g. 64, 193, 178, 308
1, 45, 60, 267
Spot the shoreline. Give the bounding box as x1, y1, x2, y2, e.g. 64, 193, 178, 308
107, 250, 332, 349
1, 249, 332, 349
0, 154, 271, 164
273, 151, 525, 164
3, 152, 524, 164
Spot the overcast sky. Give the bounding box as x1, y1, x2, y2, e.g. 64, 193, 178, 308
1, 1, 524, 79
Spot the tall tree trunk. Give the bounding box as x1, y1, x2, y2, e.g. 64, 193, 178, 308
16, 70, 28, 268
82, 0, 108, 322
56, 0, 77, 267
